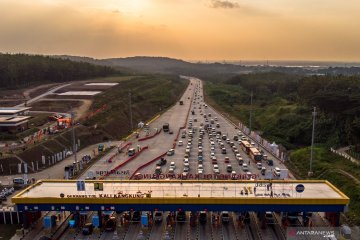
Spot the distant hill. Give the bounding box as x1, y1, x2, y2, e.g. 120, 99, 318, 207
0, 53, 117, 89
55, 55, 360, 79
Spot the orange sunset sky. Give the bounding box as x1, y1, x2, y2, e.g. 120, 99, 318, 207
1, 0, 360, 61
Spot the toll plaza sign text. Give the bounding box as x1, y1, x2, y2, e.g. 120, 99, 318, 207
66, 192, 150, 199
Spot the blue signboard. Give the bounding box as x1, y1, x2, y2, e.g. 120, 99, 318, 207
76, 180, 85, 191
295, 184, 305, 193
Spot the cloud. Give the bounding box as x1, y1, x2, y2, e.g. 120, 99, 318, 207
210, 0, 239, 9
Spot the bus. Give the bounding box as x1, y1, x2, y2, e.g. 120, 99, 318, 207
249, 147, 263, 161
240, 140, 252, 154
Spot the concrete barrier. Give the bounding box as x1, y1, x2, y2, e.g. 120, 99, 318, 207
130, 152, 168, 179
101, 146, 149, 179
138, 129, 162, 141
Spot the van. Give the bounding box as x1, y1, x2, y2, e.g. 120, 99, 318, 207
221, 211, 230, 223
128, 148, 136, 156
155, 166, 162, 174
274, 167, 281, 177
340, 225, 352, 239
82, 223, 94, 235
199, 211, 207, 224
176, 211, 186, 222
242, 163, 248, 171
167, 149, 175, 156
13, 178, 26, 185
261, 167, 266, 175
265, 212, 274, 224
213, 165, 219, 174
105, 216, 117, 231
256, 162, 262, 170
154, 211, 163, 223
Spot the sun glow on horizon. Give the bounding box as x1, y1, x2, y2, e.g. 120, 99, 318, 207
0, 0, 360, 61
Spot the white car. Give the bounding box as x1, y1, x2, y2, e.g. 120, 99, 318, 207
256, 162, 262, 170
242, 163, 249, 171
183, 158, 189, 165
198, 164, 204, 171
210, 152, 215, 157
167, 149, 175, 156
170, 162, 176, 169
178, 140, 183, 146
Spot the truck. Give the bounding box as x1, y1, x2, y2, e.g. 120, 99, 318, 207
163, 123, 170, 132
279, 169, 289, 180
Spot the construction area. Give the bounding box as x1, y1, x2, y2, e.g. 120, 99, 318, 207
0, 79, 122, 175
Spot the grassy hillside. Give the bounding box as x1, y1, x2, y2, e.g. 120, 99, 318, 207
1, 75, 188, 175
83, 74, 188, 138
289, 146, 360, 224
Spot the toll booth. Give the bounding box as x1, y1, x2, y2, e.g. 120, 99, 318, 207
22, 211, 41, 229
325, 212, 340, 227
43, 215, 56, 228
92, 215, 100, 228
0, 207, 23, 225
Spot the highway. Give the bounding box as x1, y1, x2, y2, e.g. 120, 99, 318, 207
22, 76, 332, 240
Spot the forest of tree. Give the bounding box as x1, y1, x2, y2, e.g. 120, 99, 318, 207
206, 72, 360, 148
0, 53, 117, 88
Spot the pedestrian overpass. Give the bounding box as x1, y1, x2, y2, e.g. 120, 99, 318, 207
12, 180, 349, 213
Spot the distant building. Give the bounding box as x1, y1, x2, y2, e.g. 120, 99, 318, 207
0, 107, 32, 133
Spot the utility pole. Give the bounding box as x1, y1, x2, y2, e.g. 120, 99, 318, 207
71, 111, 79, 172
309, 107, 316, 177
129, 91, 133, 131
249, 90, 253, 133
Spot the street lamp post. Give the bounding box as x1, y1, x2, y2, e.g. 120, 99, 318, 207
129, 91, 133, 131
308, 107, 316, 177
249, 90, 253, 133
71, 111, 79, 172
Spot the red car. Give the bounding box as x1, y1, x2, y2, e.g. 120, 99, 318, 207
224, 157, 230, 163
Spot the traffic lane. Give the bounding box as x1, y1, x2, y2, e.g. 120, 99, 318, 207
124, 222, 142, 240
205, 103, 290, 179
198, 214, 212, 240
204, 107, 270, 178
79, 147, 129, 179
149, 216, 166, 240
82, 96, 191, 180
134, 105, 195, 175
